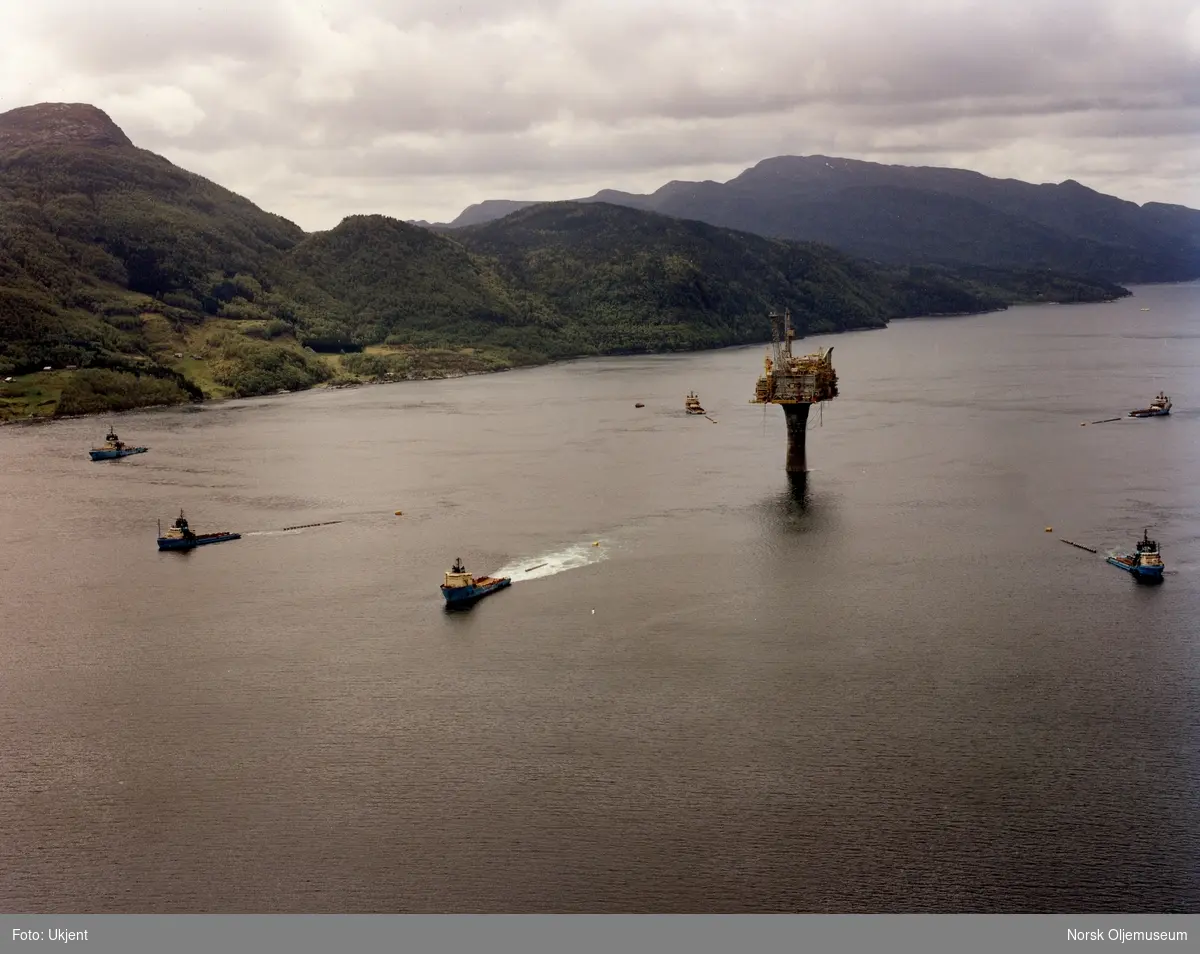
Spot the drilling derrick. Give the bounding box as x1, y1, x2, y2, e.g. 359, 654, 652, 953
749, 309, 838, 473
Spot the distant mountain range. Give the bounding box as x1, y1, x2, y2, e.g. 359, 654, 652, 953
0, 102, 1132, 420
417, 156, 1200, 284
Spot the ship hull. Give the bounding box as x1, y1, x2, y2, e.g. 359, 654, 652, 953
1129, 408, 1169, 418
157, 532, 241, 551
90, 447, 148, 461
441, 577, 511, 606
1106, 556, 1164, 582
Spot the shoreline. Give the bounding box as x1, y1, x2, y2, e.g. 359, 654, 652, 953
0, 323, 882, 427
0, 292, 1137, 427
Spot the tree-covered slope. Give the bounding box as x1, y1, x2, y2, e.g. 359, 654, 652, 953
455, 201, 1128, 351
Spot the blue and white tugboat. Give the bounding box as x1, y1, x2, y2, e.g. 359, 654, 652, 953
441, 556, 511, 607
89, 425, 148, 461
157, 510, 241, 551
1106, 529, 1165, 583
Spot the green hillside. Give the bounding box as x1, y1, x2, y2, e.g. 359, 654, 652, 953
454, 202, 1130, 351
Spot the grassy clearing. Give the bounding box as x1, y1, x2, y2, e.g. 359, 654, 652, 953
0, 372, 68, 421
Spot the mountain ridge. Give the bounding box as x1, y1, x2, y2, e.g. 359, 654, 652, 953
430, 154, 1200, 284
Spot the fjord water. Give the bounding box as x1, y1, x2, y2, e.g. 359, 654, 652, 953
2, 283, 1198, 913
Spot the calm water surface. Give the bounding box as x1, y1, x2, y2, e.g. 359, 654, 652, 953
2, 283, 1199, 912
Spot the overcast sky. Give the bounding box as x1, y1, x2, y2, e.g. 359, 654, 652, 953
2, 0, 1199, 231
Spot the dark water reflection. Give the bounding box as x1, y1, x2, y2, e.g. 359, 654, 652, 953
784, 471, 810, 509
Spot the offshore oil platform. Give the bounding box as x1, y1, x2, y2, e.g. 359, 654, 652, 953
750, 309, 839, 473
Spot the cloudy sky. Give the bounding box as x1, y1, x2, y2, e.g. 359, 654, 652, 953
2, 0, 1199, 231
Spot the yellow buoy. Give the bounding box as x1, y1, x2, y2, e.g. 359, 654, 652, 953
1045, 527, 1053, 532
395, 511, 403, 516
592, 541, 599, 546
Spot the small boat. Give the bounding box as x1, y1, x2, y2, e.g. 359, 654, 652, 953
441, 556, 511, 606
1105, 529, 1165, 582
1129, 392, 1171, 417
157, 510, 241, 551
685, 391, 705, 414
89, 425, 148, 461
634, 403, 645, 408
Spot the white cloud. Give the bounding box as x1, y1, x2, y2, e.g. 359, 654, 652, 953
105, 87, 206, 138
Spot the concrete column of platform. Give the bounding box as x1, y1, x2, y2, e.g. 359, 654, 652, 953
781, 403, 810, 474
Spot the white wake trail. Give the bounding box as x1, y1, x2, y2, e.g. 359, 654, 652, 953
491, 540, 610, 582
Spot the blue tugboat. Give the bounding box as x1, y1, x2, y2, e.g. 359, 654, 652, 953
1106, 529, 1165, 582
157, 510, 241, 551
89, 425, 148, 461
441, 556, 511, 607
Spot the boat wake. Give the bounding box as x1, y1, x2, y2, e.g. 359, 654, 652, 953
492, 540, 610, 582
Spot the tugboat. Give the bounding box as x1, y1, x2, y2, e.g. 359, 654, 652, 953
441, 556, 511, 607
685, 391, 706, 414
1106, 529, 1165, 582
157, 510, 242, 551
1129, 392, 1171, 418
89, 425, 148, 461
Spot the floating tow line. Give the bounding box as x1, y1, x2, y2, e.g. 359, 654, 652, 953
1060, 539, 1099, 554
243, 520, 343, 536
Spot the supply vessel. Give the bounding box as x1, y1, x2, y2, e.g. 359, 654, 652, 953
685, 391, 705, 414
1106, 529, 1165, 582
1129, 392, 1171, 418
441, 557, 511, 606
89, 425, 148, 461
157, 510, 241, 551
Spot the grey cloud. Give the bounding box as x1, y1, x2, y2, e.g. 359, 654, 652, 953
2, 0, 1198, 228
22, 0, 292, 75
